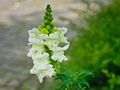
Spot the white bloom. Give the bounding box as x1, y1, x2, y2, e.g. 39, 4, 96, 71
46, 27, 69, 51
27, 44, 45, 58
48, 27, 69, 44
27, 27, 70, 83
30, 52, 55, 83
37, 66, 55, 83
57, 27, 69, 43
28, 28, 48, 44
51, 44, 70, 62
31, 63, 55, 83
52, 52, 68, 62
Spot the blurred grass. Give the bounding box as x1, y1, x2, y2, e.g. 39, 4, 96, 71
67, 0, 120, 90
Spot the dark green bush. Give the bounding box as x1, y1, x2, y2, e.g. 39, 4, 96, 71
68, 0, 120, 89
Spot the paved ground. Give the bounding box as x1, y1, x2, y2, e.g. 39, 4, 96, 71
0, 0, 110, 90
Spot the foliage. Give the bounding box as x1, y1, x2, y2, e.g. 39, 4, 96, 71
68, 0, 120, 89
56, 69, 94, 90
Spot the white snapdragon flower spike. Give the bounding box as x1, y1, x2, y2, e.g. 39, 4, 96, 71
27, 27, 70, 83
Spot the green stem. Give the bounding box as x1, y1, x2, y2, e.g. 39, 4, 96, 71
44, 45, 61, 74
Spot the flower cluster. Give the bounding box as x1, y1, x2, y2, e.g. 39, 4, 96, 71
27, 27, 70, 82
27, 4, 70, 83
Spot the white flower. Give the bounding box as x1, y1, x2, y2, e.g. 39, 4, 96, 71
28, 28, 48, 44
51, 44, 70, 62
31, 62, 55, 83
27, 44, 45, 58
30, 52, 55, 83
46, 28, 70, 54
37, 65, 55, 83
33, 53, 49, 64
57, 27, 69, 43
27, 27, 70, 83
48, 27, 69, 45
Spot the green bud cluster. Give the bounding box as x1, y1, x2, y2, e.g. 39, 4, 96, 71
38, 4, 57, 34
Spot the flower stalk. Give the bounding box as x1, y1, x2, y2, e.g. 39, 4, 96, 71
27, 4, 70, 83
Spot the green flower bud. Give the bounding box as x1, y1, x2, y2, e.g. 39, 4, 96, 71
38, 4, 56, 34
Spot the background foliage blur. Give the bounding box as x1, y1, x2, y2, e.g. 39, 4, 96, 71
0, 0, 120, 90
67, 0, 120, 90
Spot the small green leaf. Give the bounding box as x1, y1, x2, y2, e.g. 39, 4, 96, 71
78, 71, 94, 79
77, 80, 90, 88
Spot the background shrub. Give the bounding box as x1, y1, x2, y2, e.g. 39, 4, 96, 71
67, 0, 120, 89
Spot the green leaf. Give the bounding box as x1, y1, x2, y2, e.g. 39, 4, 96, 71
78, 71, 94, 79
77, 80, 90, 88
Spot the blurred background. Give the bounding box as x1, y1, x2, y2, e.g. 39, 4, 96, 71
0, 0, 120, 90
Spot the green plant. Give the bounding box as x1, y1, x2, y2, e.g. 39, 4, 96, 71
27, 4, 93, 90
